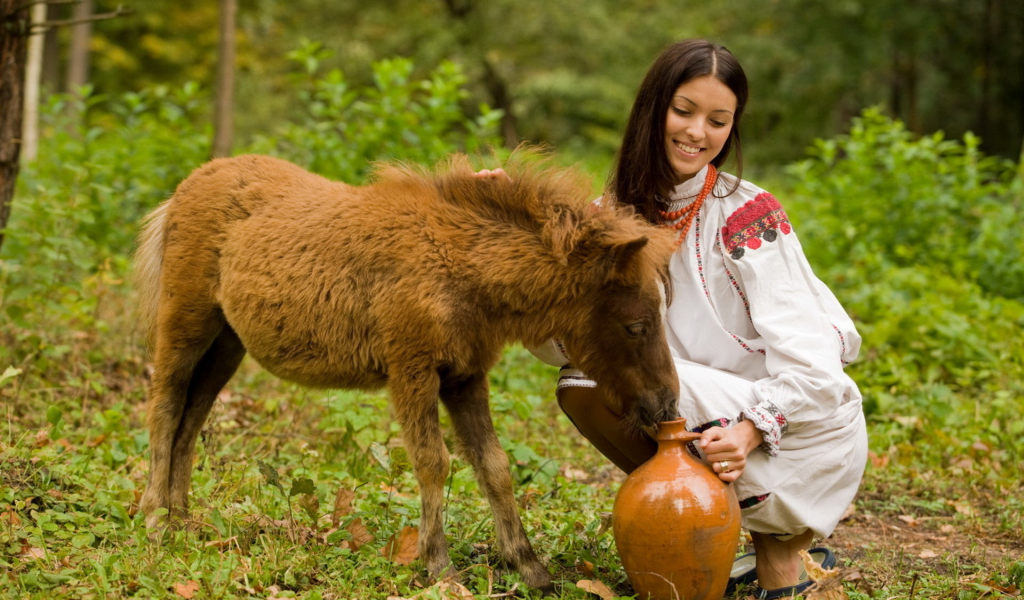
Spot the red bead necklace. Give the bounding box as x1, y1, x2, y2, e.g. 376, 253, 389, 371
659, 164, 718, 247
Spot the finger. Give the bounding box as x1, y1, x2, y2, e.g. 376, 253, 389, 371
718, 468, 742, 483
474, 169, 492, 178
700, 426, 724, 448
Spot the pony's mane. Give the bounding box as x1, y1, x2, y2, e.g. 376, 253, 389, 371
369, 150, 670, 272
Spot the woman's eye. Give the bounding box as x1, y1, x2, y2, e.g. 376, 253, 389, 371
672, 107, 690, 116
711, 120, 728, 128
625, 323, 646, 337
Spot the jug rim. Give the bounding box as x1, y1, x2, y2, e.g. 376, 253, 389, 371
655, 418, 701, 442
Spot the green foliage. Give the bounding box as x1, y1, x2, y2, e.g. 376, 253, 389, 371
789, 107, 1024, 299
784, 108, 1024, 462
251, 41, 503, 183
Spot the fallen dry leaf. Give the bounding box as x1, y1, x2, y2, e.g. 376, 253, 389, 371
867, 450, 889, 469
919, 549, 938, 558
800, 549, 847, 600
381, 526, 419, 565
561, 465, 589, 481
897, 515, 920, 527
204, 536, 238, 549
19, 547, 46, 559
577, 579, 615, 599
386, 580, 475, 600
331, 488, 356, 527
949, 500, 974, 516
346, 517, 373, 550
172, 580, 200, 599
576, 560, 596, 578
0, 511, 22, 526
939, 524, 956, 534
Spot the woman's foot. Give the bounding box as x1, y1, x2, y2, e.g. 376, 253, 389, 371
749, 530, 816, 589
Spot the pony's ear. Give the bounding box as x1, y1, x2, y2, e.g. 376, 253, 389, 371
601, 236, 649, 282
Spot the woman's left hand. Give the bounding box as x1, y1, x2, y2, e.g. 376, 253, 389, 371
700, 420, 763, 483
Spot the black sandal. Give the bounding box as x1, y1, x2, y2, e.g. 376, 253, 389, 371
749, 547, 837, 599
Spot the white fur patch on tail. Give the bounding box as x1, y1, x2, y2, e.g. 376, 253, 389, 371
132, 201, 170, 345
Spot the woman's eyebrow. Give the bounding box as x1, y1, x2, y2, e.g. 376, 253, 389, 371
673, 94, 735, 114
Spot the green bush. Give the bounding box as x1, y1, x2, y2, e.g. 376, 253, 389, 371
784, 108, 1024, 462
788, 107, 1024, 300
251, 40, 504, 183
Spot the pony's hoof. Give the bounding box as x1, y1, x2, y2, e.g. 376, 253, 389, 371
520, 562, 553, 592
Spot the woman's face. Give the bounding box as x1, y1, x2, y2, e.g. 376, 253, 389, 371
663, 75, 737, 184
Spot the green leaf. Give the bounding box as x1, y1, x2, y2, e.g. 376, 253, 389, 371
389, 447, 411, 478
0, 366, 21, 387
369, 442, 390, 472
289, 477, 316, 498
258, 460, 282, 491
46, 405, 63, 428
71, 532, 96, 548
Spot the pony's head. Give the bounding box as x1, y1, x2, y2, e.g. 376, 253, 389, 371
555, 213, 681, 432
399, 149, 681, 430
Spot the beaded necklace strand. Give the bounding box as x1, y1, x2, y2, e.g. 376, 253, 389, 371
659, 164, 718, 247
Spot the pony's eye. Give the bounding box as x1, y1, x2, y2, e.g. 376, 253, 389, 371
625, 323, 646, 337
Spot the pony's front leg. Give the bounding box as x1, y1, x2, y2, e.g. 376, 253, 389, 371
440, 372, 552, 591
389, 368, 453, 580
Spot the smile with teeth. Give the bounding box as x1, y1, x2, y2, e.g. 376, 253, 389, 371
674, 140, 703, 154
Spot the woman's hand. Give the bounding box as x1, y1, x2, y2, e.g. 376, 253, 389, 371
699, 420, 763, 483
472, 167, 511, 181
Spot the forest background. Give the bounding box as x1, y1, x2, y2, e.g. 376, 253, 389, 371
1, 1, 1023, 599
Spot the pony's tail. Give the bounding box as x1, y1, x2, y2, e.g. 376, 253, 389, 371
132, 201, 170, 349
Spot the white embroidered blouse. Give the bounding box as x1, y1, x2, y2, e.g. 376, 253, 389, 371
532, 165, 863, 456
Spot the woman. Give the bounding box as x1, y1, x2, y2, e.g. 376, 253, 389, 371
482, 39, 868, 599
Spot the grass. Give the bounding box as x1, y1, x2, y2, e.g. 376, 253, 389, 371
3, 319, 1023, 600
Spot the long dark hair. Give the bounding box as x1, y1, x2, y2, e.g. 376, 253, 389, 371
610, 40, 749, 224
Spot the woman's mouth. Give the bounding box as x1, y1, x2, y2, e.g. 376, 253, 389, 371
674, 140, 703, 156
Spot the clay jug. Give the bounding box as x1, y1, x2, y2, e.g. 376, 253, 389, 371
612, 418, 741, 600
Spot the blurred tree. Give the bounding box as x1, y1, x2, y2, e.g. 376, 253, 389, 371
50, 0, 1024, 165
66, 0, 93, 91
0, 0, 29, 252
212, 0, 236, 158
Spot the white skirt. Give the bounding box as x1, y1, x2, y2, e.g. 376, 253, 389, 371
558, 358, 868, 539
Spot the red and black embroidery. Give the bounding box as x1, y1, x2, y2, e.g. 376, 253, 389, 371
739, 493, 771, 509
685, 417, 733, 457
721, 192, 792, 260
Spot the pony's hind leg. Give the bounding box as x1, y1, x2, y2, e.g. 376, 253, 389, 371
139, 302, 226, 531
440, 373, 552, 591
167, 326, 246, 514
388, 368, 454, 581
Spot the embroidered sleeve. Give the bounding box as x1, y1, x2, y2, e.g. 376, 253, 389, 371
722, 190, 862, 430
741, 401, 789, 457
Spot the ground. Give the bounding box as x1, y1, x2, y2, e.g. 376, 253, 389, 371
2, 348, 1022, 599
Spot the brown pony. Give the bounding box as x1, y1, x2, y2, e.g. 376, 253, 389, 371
133, 152, 679, 589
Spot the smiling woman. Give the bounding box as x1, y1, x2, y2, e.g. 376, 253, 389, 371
529, 39, 869, 600
664, 76, 737, 183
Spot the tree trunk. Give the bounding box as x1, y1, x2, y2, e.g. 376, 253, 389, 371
0, 0, 30, 253
41, 2, 61, 93
22, 1, 46, 163
65, 0, 93, 92
212, 0, 236, 159
482, 58, 518, 149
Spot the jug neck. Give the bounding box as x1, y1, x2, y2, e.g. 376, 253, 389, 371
655, 418, 701, 444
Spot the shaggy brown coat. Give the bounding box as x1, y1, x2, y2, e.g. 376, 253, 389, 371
133, 153, 679, 589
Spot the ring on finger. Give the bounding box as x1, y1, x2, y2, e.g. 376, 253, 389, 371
718, 460, 731, 473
